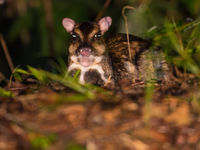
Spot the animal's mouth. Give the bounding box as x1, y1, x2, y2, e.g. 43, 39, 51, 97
79, 48, 93, 67
80, 48, 91, 56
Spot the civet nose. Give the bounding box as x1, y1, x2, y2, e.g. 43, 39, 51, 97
80, 48, 92, 56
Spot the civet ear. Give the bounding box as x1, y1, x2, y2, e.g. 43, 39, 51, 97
62, 18, 76, 33
98, 16, 112, 34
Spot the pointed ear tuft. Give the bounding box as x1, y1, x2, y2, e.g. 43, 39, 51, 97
62, 18, 76, 33
98, 16, 112, 34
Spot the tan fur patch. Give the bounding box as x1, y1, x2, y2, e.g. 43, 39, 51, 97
68, 43, 79, 54
74, 28, 84, 41
92, 42, 106, 55
88, 25, 99, 40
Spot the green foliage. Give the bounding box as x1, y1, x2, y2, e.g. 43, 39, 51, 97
66, 143, 86, 150
28, 66, 94, 97
1, 0, 200, 77
145, 81, 155, 103
144, 17, 200, 74
143, 81, 155, 125
12, 67, 30, 81
15, 68, 30, 75
14, 66, 111, 101
73, 70, 81, 81
30, 134, 56, 150
28, 66, 47, 82
0, 87, 14, 98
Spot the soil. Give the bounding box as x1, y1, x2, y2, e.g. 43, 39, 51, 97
1, 75, 200, 150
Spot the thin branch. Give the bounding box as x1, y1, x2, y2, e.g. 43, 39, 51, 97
0, 34, 14, 72
122, 6, 135, 61
95, 0, 112, 21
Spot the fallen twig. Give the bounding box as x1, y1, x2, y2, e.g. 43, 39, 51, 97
0, 34, 14, 72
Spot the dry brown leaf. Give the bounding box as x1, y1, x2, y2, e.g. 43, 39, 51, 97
86, 140, 98, 150
122, 101, 138, 111
132, 128, 167, 142
120, 134, 149, 150
148, 103, 168, 118
132, 139, 149, 150
188, 133, 200, 144
74, 129, 91, 143
102, 107, 121, 124
164, 97, 180, 109
165, 103, 191, 126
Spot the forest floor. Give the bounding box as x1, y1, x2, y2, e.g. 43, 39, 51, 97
1, 72, 200, 150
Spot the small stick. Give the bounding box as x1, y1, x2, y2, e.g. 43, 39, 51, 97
95, 0, 112, 21
0, 34, 14, 72
122, 6, 135, 61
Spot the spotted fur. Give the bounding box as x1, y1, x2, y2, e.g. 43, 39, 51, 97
63, 17, 170, 87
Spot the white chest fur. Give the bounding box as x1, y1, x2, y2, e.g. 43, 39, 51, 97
68, 55, 107, 84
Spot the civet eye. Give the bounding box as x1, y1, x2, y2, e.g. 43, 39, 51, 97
94, 34, 101, 38
72, 34, 77, 38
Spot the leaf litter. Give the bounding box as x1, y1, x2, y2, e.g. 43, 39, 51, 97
1, 69, 200, 150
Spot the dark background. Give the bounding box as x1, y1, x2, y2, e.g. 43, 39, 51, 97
0, 0, 200, 77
